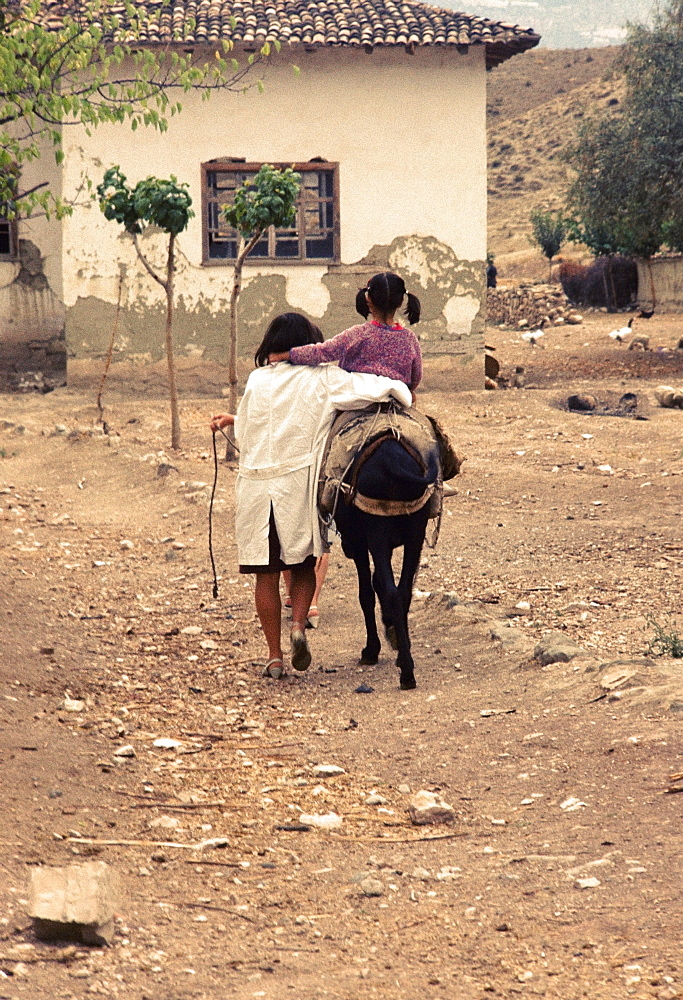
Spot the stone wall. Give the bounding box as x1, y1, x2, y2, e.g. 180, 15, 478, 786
487, 283, 579, 328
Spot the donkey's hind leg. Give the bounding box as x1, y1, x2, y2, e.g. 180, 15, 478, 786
367, 529, 416, 690
355, 548, 381, 665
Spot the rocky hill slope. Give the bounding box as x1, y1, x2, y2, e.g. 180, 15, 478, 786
486, 46, 624, 281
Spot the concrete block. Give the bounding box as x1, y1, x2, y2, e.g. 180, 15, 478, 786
28, 861, 119, 945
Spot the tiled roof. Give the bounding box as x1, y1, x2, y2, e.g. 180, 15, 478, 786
45, 0, 540, 66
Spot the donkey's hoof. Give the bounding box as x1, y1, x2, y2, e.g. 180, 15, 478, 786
400, 676, 417, 690
385, 625, 399, 651
359, 650, 379, 666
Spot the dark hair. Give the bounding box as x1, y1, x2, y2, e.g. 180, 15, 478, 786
355, 271, 421, 326
254, 312, 323, 367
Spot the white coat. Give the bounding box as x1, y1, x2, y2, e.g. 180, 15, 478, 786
233, 362, 412, 567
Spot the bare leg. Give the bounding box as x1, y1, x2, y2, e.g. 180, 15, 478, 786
311, 554, 329, 609
282, 570, 292, 608
289, 563, 316, 628
254, 572, 283, 662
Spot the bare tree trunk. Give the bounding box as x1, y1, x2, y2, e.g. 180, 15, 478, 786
225, 229, 263, 462
96, 269, 124, 427
165, 233, 181, 450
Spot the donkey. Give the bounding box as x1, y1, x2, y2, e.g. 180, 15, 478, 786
333, 436, 439, 691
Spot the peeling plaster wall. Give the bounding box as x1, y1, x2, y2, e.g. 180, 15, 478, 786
0, 137, 66, 381
60, 45, 487, 390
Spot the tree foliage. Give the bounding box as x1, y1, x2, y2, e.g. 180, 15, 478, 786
566, 0, 683, 257
98, 166, 193, 235
97, 166, 194, 449
529, 208, 567, 278
0, 0, 268, 216
223, 164, 301, 236
222, 165, 300, 460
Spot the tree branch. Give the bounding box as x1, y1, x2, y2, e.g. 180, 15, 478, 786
132, 233, 166, 290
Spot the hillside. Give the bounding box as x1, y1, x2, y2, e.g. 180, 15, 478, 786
445, 0, 652, 49
486, 46, 624, 282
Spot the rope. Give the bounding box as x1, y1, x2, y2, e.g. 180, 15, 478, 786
208, 425, 236, 599
208, 429, 220, 598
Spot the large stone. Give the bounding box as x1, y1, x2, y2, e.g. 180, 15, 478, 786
408, 790, 456, 826
27, 861, 119, 945
534, 632, 584, 666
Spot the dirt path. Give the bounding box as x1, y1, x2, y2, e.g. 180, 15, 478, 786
1, 313, 682, 999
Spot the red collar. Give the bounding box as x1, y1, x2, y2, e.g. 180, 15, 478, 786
370, 320, 404, 331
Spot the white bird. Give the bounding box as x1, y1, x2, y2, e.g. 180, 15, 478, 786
609, 317, 635, 343
521, 319, 546, 346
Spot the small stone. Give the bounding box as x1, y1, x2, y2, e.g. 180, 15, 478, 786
567, 394, 596, 412
575, 876, 601, 889
171, 541, 186, 550
408, 790, 456, 826
119, 540, 134, 550
397, 784, 411, 794
180, 626, 202, 636
200, 639, 219, 651
312, 764, 345, 777
147, 815, 181, 830
27, 861, 119, 945
411, 867, 431, 881
359, 877, 384, 897
355, 683, 374, 694
153, 738, 183, 750
298, 812, 343, 830
365, 794, 388, 806
113, 745, 136, 758
534, 632, 584, 666
560, 796, 587, 812
63, 696, 85, 713
515, 600, 531, 611
54, 424, 68, 434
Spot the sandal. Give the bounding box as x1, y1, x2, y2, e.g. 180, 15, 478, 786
306, 605, 319, 629
290, 623, 312, 672
263, 657, 285, 679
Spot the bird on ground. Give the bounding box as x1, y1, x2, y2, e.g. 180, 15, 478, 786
609, 317, 635, 343
521, 319, 546, 346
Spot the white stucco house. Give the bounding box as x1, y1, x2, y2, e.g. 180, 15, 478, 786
3, 0, 539, 390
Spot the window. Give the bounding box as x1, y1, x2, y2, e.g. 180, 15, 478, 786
0, 212, 16, 259
202, 161, 339, 265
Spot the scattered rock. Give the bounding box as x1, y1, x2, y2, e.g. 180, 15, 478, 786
148, 815, 182, 830
408, 790, 456, 826
534, 632, 584, 666
365, 794, 388, 806
312, 764, 345, 777
560, 796, 587, 812
119, 540, 134, 550
355, 683, 374, 693
655, 385, 683, 409
199, 639, 219, 651
298, 812, 343, 830
567, 394, 596, 412
63, 695, 85, 713
153, 738, 183, 749
575, 876, 601, 889
27, 861, 119, 946
180, 625, 202, 636
359, 877, 384, 897
112, 745, 136, 759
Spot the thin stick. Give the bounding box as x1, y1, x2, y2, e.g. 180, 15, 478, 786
96, 269, 123, 425
130, 801, 226, 810
65, 837, 224, 850
185, 859, 242, 868
345, 831, 467, 844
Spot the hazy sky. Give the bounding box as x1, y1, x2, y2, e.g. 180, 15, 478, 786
444, 0, 655, 48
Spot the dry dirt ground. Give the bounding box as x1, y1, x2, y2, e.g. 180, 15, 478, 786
2, 310, 683, 1000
